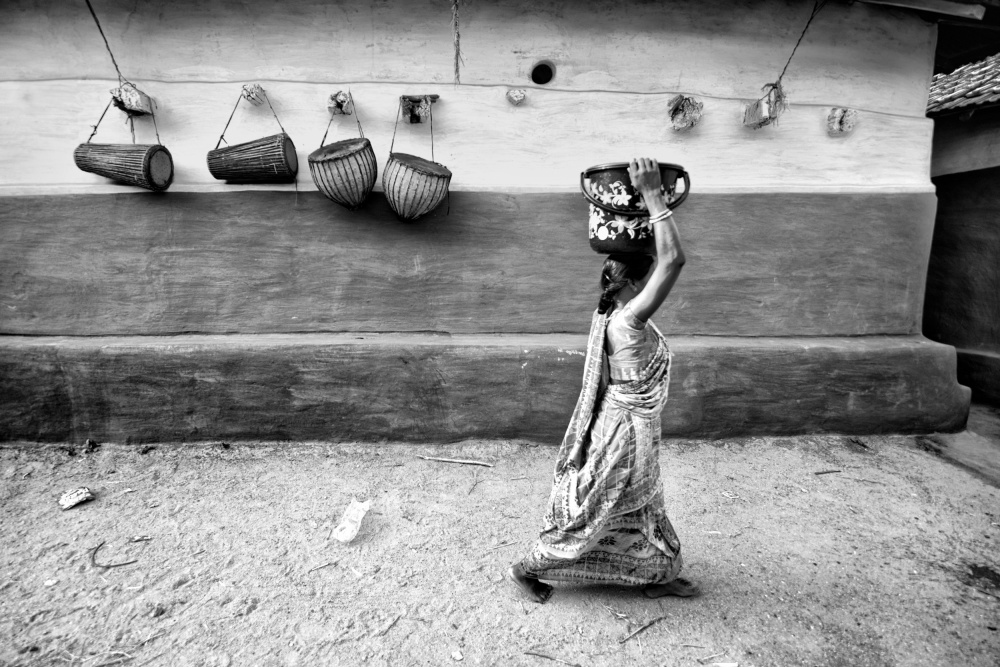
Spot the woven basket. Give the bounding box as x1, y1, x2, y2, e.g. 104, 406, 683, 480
382, 152, 452, 221
308, 138, 377, 210
73, 143, 174, 192
207, 132, 297, 183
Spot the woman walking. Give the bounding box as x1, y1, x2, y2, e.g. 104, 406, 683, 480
510, 157, 698, 604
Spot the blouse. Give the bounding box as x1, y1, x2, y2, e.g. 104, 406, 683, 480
605, 302, 657, 383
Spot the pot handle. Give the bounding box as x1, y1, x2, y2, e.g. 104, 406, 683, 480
579, 168, 691, 214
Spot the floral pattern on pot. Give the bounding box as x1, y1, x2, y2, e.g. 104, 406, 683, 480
587, 181, 654, 242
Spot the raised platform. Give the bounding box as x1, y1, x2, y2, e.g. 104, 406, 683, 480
0, 334, 969, 443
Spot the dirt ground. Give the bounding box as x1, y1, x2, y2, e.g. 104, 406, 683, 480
2, 421, 999, 666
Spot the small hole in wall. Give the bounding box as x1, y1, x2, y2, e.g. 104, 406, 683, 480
531, 61, 555, 85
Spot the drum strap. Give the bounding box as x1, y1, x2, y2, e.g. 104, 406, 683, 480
390, 95, 436, 163
216, 87, 288, 150
86, 98, 162, 146
319, 91, 366, 148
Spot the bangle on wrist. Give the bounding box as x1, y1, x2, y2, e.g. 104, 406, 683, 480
649, 209, 673, 222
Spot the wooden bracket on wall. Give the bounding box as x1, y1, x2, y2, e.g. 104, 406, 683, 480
401, 94, 439, 123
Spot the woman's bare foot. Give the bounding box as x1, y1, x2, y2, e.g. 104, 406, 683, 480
643, 576, 701, 598
509, 563, 553, 604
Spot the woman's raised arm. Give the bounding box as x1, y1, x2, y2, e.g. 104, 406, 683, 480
626, 158, 686, 323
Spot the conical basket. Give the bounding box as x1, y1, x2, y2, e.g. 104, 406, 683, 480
382, 152, 452, 221
308, 137, 377, 210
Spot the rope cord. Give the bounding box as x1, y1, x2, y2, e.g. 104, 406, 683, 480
452, 0, 464, 85
319, 118, 334, 148
389, 98, 402, 154
319, 92, 364, 148
86, 99, 113, 143
353, 92, 365, 138
151, 105, 161, 144
389, 96, 435, 160
84, 0, 128, 86
262, 91, 287, 134
755, 0, 829, 104
215, 93, 242, 149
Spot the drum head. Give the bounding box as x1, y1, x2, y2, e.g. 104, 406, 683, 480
281, 135, 299, 174
148, 147, 174, 189
389, 152, 452, 178
309, 137, 370, 163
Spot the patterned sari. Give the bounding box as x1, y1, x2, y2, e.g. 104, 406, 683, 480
519, 309, 683, 585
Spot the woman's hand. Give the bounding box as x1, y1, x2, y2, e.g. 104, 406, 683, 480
628, 157, 669, 217
628, 157, 661, 196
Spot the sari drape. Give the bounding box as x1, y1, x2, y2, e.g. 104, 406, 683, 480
520, 309, 682, 585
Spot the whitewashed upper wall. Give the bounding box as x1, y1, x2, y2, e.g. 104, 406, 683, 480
0, 0, 938, 192
1, 0, 936, 116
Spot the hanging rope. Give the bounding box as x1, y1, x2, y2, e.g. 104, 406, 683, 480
389, 99, 402, 155
429, 101, 435, 163
753, 0, 829, 106
86, 99, 113, 143
389, 96, 436, 160
215, 86, 287, 149
319, 91, 365, 148
262, 91, 287, 134
84, 0, 129, 86
215, 94, 243, 149
452, 0, 465, 85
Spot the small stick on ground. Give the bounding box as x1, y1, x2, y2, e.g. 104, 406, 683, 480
468, 471, 482, 495
619, 615, 667, 644
697, 652, 725, 664
308, 561, 337, 573
417, 455, 493, 467
523, 650, 582, 667
842, 476, 884, 485
90, 542, 138, 569
376, 614, 403, 636
814, 470, 842, 475
488, 541, 517, 551
680, 644, 707, 648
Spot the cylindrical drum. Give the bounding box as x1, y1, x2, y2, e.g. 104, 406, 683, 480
207, 133, 298, 183
73, 143, 174, 192
308, 138, 377, 210
382, 152, 452, 221
580, 162, 690, 254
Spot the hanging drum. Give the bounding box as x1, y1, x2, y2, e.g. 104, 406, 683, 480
207, 132, 297, 183
382, 95, 450, 221
308, 92, 377, 210
207, 85, 297, 184
74, 143, 174, 192
74, 91, 173, 192
383, 153, 452, 222
309, 138, 377, 210
580, 162, 690, 254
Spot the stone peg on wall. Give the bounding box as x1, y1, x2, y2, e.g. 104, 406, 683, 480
400, 94, 439, 123
110, 83, 154, 116
327, 90, 354, 116
827, 108, 859, 136
506, 89, 527, 106
241, 83, 265, 106
668, 95, 703, 131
